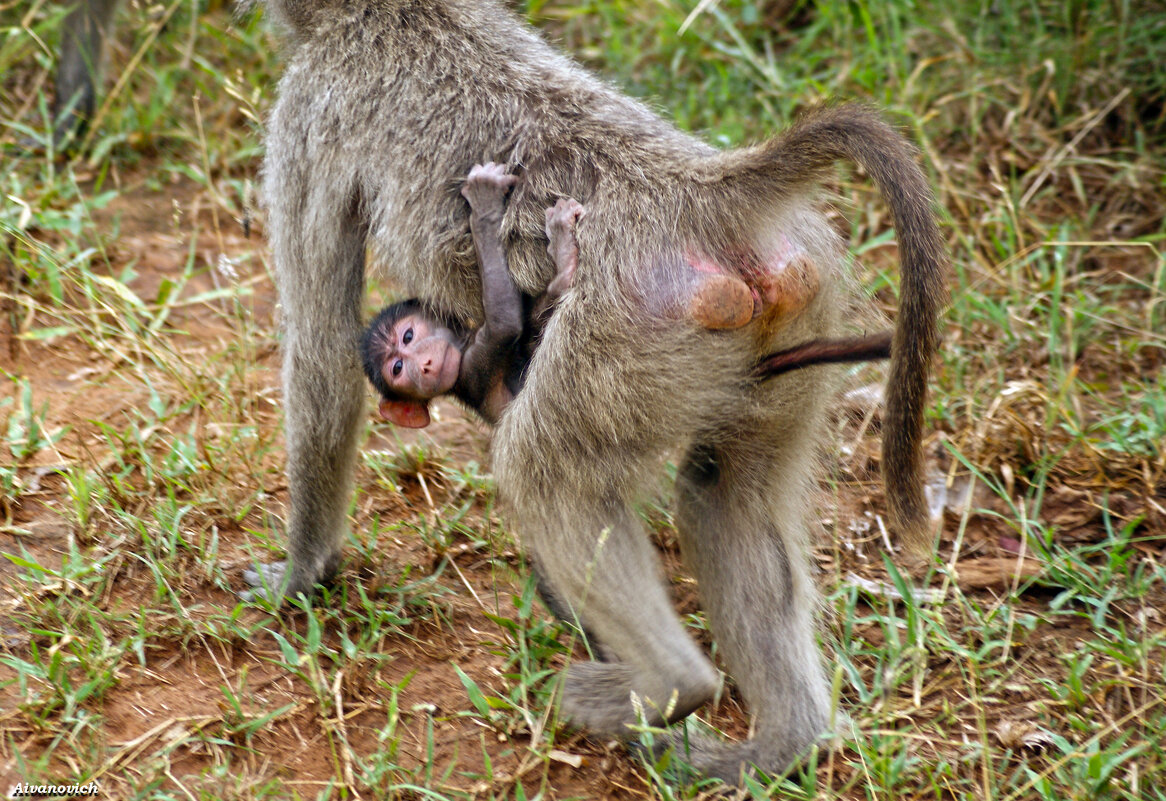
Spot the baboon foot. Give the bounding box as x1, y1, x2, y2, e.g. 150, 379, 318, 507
241, 560, 290, 603
241, 556, 338, 603
648, 707, 851, 783
561, 661, 716, 735
689, 274, 754, 330
649, 729, 800, 784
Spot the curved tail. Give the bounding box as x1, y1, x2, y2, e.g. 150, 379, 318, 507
714, 104, 948, 558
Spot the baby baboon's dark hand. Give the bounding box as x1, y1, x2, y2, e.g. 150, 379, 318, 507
461, 162, 517, 217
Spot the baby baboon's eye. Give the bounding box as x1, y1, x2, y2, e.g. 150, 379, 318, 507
392, 359, 404, 377
402, 328, 414, 345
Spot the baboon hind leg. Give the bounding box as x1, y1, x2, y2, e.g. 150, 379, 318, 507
494, 390, 720, 734
531, 562, 617, 662
524, 494, 719, 732
244, 181, 367, 601
672, 423, 833, 782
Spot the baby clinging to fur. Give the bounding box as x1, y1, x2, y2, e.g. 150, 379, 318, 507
360, 161, 775, 427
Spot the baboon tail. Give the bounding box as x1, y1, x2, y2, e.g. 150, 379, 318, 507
709, 104, 948, 559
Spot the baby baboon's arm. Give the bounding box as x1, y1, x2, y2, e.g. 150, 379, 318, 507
456, 162, 524, 417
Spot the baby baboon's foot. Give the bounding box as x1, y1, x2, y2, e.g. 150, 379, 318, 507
689, 273, 754, 330
545, 197, 585, 281
545, 197, 585, 239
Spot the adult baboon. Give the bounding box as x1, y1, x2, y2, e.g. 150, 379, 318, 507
251, 0, 947, 781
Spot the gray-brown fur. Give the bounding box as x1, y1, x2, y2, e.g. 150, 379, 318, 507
253, 0, 948, 782
52, 0, 120, 148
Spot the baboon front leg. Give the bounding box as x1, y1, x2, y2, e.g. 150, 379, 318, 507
244, 185, 367, 602
672, 434, 832, 781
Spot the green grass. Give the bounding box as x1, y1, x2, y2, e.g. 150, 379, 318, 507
2, 0, 1164, 798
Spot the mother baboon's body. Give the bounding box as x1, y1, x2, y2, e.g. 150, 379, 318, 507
259, 0, 944, 781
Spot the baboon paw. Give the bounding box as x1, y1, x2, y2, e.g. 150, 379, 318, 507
561, 662, 641, 734
241, 556, 341, 604
649, 707, 845, 783
633, 730, 719, 784
561, 661, 712, 735
649, 729, 796, 785
461, 161, 517, 209
243, 559, 287, 587
240, 560, 290, 603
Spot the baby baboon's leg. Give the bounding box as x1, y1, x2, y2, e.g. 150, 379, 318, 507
243, 180, 367, 601
671, 407, 832, 781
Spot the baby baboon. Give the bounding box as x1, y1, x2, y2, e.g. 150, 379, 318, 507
360, 161, 578, 427
254, 0, 947, 782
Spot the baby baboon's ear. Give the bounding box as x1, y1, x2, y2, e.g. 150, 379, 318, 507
379, 398, 432, 428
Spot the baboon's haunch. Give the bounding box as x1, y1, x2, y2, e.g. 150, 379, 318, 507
254, 0, 948, 781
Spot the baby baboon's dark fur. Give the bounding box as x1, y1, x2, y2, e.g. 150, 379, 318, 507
252, 0, 948, 782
